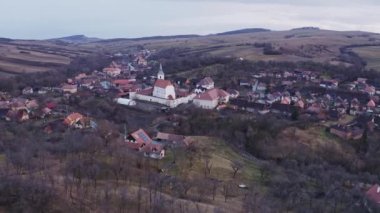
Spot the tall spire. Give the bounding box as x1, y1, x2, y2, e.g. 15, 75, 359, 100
158, 63, 165, 80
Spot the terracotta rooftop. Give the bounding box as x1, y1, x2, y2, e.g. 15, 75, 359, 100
63, 113, 84, 126
194, 88, 229, 101
154, 79, 173, 89
137, 87, 153, 96
130, 129, 153, 145
366, 184, 380, 204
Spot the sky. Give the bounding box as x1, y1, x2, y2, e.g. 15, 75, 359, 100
1, 0, 379, 39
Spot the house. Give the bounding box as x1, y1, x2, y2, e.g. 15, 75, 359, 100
0, 92, 11, 101
37, 87, 49, 95
126, 129, 165, 159
364, 85, 376, 96
10, 98, 28, 111
63, 113, 86, 128
103, 67, 121, 77
103, 62, 122, 77
130, 66, 195, 108
80, 78, 97, 89
230, 99, 270, 114
280, 96, 291, 105
62, 84, 78, 94
25, 99, 39, 111
357, 78, 367, 84
367, 100, 376, 109
256, 82, 267, 93
142, 142, 165, 159
295, 100, 305, 109
365, 184, 380, 208
0, 101, 10, 110
153, 80, 176, 99
22, 87, 34, 95
115, 98, 136, 106
100, 81, 112, 90
114, 79, 132, 88
329, 125, 364, 140
155, 132, 188, 147
197, 77, 214, 90
239, 79, 251, 87
74, 73, 87, 81
320, 80, 338, 89
226, 89, 240, 99
136, 56, 148, 66
193, 88, 230, 109
6, 109, 29, 122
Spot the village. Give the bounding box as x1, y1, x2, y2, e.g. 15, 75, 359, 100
1, 47, 380, 210
1, 48, 380, 145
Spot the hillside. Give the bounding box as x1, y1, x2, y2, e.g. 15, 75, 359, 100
48, 35, 102, 44
2, 28, 380, 78
0, 39, 95, 77
85, 29, 380, 69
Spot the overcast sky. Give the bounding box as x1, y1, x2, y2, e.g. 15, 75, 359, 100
1, 0, 379, 39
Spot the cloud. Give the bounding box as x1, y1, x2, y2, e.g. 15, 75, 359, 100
0, 0, 379, 39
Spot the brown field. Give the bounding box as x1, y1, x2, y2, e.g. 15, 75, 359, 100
0, 40, 94, 75
92, 29, 380, 65
2, 29, 380, 77
352, 46, 380, 71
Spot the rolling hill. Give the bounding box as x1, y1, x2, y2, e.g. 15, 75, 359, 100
0, 39, 95, 77
2, 28, 380, 78
85, 28, 380, 69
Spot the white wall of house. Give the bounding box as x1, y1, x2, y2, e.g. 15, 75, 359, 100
153, 85, 176, 99
130, 92, 195, 108
193, 99, 218, 109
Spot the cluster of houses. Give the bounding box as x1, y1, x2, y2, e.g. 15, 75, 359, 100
128, 65, 231, 109
231, 70, 380, 140
125, 128, 189, 159
0, 97, 49, 122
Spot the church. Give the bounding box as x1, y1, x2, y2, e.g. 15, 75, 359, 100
129, 64, 195, 108
152, 64, 176, 99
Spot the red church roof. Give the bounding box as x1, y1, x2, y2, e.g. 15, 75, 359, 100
154, 79, 172, 89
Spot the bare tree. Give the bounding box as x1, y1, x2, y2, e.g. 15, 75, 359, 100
230, 160, 244, 178
203, 155, 213, 178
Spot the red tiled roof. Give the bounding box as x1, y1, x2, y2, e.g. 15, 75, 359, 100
156, 132, 186, 142
114, 79, 131, 85
103, 67, 121, 74
62, 84, 77, 90
366, 184, 380, 204
130, 129, 153, 145
368, 100, 376, 107
136, 87, 153, 96
64, 113, 84, 126
194, 88, 229, 101
154, 79, 172, 89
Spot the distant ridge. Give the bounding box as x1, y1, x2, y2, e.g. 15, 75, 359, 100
291, 27, 320, 31
48, 35, 102, 44
216, 28, 271, 36
96, 34, 200, 43
0, 38, 13, 43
